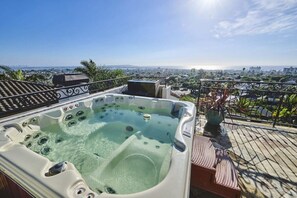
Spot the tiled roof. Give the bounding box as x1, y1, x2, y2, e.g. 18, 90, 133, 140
0, 80, 58, 118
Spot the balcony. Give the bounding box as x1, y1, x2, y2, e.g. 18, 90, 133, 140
190, 80, 297, 198
191, 117, 297, 198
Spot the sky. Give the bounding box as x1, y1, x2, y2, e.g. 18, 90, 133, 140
0, 0, 297, 68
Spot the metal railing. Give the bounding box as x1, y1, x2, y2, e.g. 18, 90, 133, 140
0, 76, 131, 118
1, 76, 296, 128
196, 79, 297, 127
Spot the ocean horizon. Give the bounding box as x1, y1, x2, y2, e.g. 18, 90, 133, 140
8, 65, 296, 71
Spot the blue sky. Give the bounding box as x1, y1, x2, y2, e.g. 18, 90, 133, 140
0, 0, 297, 68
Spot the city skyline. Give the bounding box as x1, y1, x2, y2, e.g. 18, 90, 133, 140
1, 0, 297, 68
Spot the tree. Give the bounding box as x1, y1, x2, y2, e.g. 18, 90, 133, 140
109, 69, 125, 78
0, 65, 24, 80
0, 65, 47, 82
26, 73, 47, 83
74, 59, 125, 81
74, 59, 101, 81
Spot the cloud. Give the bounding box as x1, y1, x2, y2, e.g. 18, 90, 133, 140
214, 0, 297, 37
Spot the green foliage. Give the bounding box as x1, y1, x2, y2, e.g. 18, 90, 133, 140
241, 76, 261, 82
180, 95, 196, 103
26, 73, 47, 83
75, 59, 125, 82
15, 70, 25, 81
288, 94, 297, 104
0, 65, 18, 80
237, 98, 252, 112
0, 65, 47, 83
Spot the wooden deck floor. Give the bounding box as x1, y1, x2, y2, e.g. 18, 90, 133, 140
191, 117, 297, 198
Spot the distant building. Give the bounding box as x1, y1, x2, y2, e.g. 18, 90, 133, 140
249, 66, 261, 73
283, 67, 297, 74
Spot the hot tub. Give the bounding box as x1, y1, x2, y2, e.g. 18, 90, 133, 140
0, 93, 196, 198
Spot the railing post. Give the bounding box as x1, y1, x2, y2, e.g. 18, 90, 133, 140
196, 81, 202, 116
273, 93, 284, 127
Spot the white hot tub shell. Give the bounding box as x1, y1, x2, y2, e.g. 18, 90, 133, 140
0, 93, 196, 198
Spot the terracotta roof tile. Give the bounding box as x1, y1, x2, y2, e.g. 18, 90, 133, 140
0, 80, 58, 118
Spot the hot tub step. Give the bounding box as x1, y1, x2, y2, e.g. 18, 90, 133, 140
214, 149, 241, 198
191, 135, 241, 198
191, 135, 216, 189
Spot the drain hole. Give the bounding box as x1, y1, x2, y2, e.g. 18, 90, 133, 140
24, 135, 31, 141
144, 141, 148, 145
156, 145, 160, 149
105, 186, 116, 194
126, 126, 134, 132
138, 106, 145, 110
38, 136, 49, 145
41, 146, 51, 155
100, 116, 104, 119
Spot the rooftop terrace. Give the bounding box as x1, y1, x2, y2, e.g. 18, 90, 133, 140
191, 117, 297, 198
0, 77, 296, 197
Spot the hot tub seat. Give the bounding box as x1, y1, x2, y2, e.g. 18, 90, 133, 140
88, 132, 172, 195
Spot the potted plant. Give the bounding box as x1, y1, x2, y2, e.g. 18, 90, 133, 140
202, 88, 230, 125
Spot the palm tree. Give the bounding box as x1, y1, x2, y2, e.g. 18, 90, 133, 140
74, 59, 125, 81
74, 59, 98, 81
